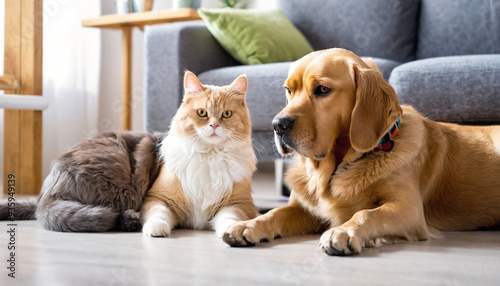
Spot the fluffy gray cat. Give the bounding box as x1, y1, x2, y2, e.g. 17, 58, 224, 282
0, 131, 162, 232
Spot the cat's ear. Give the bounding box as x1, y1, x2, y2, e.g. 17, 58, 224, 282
230, 75, 247, 98
184, 71, 204, 98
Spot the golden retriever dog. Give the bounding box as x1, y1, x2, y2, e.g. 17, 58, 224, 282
223, 48, 500, 256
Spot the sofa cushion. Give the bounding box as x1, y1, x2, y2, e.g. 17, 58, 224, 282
199, 57, 400, 131
277, 0, 420, 63
198, 9, 314, 65
389, 55, 500, 124
417, 0, 500, 59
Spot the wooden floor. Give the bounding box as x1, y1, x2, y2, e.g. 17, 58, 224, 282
1, 221, 499, 285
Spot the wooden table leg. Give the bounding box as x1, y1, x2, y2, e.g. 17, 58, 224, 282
143, 0, 154, 12
121, 26, 132, 130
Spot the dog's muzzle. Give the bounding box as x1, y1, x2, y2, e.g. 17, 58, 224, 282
272, 116, 295, 154
272, 116, 294, 136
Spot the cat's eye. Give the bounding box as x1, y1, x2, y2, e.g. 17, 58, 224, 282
197, 109, 208, 117
222, 110, 232, 118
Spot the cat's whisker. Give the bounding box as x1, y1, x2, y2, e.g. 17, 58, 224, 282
250, 137, 266, 150
228, 131, 268, 158
225, 133, 266, 159
251, 138, 266, 159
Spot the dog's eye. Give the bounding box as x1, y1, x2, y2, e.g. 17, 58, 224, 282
314, 85, 332, 97
284, 86, 291, 94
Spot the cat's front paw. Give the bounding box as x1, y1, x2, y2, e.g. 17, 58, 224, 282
142, 219, 171, 237
118, 209, 142, 232
223, 221, 270, 247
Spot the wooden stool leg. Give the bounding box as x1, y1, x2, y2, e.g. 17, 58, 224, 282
143, 0, 154, 12
121, 26, 132, 130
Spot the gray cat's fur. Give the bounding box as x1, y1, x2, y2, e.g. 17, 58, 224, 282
0, 131, 162, 232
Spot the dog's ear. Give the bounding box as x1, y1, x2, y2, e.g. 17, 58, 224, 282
363, 58, 379, 72
350, 65, 402, 152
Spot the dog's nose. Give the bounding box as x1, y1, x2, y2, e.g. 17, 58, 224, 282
272, 116, 294, 136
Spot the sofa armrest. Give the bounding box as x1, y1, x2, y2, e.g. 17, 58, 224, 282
144, 21, 239, 132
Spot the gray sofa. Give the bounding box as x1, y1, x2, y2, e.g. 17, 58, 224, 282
144, 0, 500, 161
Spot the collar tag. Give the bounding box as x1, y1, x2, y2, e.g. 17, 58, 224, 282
377, 119, 400, 152
380, 136, 395, 151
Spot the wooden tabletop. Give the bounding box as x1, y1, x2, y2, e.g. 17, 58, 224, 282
82, 8, 201, 29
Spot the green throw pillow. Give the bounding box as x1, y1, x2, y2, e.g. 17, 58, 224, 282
198, 8, 314, 65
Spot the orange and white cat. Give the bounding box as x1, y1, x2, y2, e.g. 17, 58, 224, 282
141, 72, 258, 237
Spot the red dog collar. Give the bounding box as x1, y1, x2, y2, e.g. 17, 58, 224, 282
377, 119, 401, 152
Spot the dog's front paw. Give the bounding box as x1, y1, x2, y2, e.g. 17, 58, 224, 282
222, 221, 270, 247
319, 227, 362, 256
142, 219, 171, 237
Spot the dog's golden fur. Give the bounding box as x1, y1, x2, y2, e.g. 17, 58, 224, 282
223, 48, 500, 255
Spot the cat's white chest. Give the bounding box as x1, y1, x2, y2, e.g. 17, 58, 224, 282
160, 133, 255, 229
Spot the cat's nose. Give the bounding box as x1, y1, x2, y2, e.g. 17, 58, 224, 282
272, 116, 294, 136
210, 124, 219, 130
